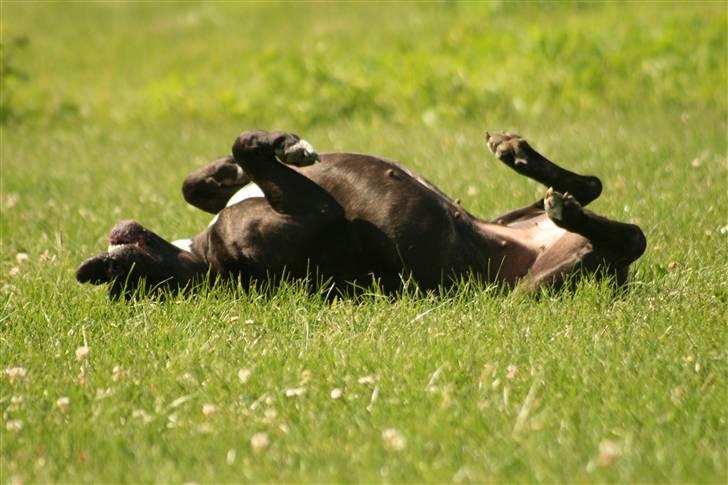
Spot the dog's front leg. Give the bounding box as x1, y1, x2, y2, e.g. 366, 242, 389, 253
182, 156, 251, 214
230, 130, 342, 220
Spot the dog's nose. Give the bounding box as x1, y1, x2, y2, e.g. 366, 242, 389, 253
76, 253, 111, 284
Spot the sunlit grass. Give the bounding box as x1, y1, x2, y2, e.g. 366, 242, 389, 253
1, 1, 727, 483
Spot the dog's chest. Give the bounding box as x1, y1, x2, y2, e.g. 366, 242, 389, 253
173, 183, 264, 252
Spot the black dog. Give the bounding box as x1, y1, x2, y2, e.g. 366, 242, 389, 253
76, 130, 646, 298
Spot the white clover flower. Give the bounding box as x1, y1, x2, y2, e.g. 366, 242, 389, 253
6, 419, 23, 432
238, 368, 252, 384
56, 396, 71, 413
285, 387, 305, 397
597, 440, 622, 466
250, 432, 270, 452
358, 375, 376, 385
382, 428, 406, 451
76, 346, 90, 362
112, 365, 127, 382
5, 367, 28, 384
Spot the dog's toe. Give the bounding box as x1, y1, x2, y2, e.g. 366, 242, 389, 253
486, 131, 526, 163
544, 188, 582, 224
279, 139, 319, 166
544, 188, 564, 222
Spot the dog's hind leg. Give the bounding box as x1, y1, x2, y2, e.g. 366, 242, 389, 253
231, 130, 343, 220
543, 188, 646, 264
486, 132, 602, 207
523, 187, 647, 291
515, 204, 646, 292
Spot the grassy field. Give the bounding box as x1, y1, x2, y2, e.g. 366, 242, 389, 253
1, 1, 727, 483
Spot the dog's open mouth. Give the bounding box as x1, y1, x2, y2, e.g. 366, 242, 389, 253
107, 238, 144, 254
107, 221, 150, 255
77, 220, 177, 290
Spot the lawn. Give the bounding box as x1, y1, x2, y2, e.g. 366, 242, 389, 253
1, 1, 727, 483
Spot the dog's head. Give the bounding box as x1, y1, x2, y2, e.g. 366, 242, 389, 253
76, 220, 207, 299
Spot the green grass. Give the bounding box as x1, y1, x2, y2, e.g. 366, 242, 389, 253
1, 1, 727, 483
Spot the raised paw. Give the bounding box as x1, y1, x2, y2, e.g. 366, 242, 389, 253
276, 137, 319, 167
209, 157, 247, 186
486, 131, 531, 167
544, 187, 582, 224
233, 130, 319, 167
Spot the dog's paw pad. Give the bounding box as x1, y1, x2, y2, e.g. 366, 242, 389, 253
486, 131, 528, 165
544, 187, 562, 221
278, 139, 319, 166
545, 188, 581, 223
215, 162, 246, 186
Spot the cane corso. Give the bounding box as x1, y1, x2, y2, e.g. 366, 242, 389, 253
76, 130, 646, 298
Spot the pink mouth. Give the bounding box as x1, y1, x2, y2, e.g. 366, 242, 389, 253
107, 221, 149, 253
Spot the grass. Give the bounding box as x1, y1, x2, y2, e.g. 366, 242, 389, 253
1, 1, 727, 483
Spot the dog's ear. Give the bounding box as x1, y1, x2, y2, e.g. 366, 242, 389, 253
76, 253, 111, 284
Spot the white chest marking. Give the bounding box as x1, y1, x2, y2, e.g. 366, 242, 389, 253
208, 182, 264, 227
225, 183, 264, 208
173, 183, 264, 253
172, 238, 193, 252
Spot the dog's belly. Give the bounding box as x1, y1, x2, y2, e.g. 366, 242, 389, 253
301, 157, 501, 285
523, 216, 569, 251
196, 155, 531, 288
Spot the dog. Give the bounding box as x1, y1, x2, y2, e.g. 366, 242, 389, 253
76, 130, 646, 298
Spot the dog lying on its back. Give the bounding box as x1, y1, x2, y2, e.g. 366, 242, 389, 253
76, 130, 646, 298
